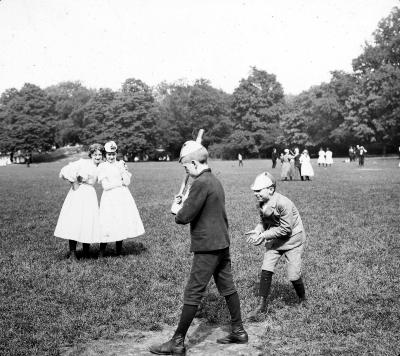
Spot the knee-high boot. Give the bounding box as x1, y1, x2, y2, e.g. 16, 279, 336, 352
247, 270, 273, 321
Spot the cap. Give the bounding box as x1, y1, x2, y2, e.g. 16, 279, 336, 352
251, 172, 276, 190
104, 141, 117, 153
179, 140, 207, 163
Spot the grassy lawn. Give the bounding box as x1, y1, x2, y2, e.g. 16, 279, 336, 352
1, 157, 399, 355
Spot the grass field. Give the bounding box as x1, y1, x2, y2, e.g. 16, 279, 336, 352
1, 157, 399, 355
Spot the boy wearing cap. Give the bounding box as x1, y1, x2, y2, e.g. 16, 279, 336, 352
150, 141, 247, 355
246, 172, 306, 321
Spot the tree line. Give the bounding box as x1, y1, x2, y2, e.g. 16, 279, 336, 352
1, 7, 400, 159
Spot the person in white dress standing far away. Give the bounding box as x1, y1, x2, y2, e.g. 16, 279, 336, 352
317, 148, 326, 167
325, 148, 333, 167
299, 149, 314, 181
54, 143, 103, 260
97, 141, 145, 257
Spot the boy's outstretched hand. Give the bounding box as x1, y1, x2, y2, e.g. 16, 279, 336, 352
245, 230, 265, 246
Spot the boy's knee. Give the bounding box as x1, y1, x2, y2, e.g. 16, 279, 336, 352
287, 268, 301, 281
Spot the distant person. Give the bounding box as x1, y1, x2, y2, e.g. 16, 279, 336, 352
358, 146, 367, 166
245, 172, 307, 321
325, 148, 333, 167
97, 141, 145, 257
280, 149, 293, 181
299, 150, 314, 180
271, 148, 278, 169
317, 148, 326, 167
25, 152, 32, 167
349, 146, 355, 162
54, 143, 103, 260
238, 153, 243, 167
150, 140, 247, 355
293, 147, 302, 180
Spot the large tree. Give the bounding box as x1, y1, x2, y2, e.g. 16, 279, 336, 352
0, 83, 57, 153
343, 7, 400, 150
229, 67, 284, 157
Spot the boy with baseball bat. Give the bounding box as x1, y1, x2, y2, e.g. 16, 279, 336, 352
245, 171, 307, 321
150, 140, 248, 355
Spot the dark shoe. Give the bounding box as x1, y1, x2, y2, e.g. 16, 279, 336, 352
247, 297, 268, 322
149, 335, 186, 355
217, 324, 248, 344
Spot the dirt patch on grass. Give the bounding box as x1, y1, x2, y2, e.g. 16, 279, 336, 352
61, 319, 270, 355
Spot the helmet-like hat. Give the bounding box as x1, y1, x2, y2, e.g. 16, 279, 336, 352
251, 172, 276, 191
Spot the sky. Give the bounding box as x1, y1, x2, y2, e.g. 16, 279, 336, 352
0, 0, 399, 95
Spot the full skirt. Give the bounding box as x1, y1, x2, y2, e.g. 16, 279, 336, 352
54, 185, 100, 243
301, 162, 314, 177
281, 162, 292, 179
99, 186, 145, 242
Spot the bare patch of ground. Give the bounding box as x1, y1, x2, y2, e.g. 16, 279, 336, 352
61, 319, 270, 356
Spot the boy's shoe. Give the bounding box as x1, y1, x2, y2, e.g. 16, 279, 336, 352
149, 334, 186, 355
216, 324, 248, 344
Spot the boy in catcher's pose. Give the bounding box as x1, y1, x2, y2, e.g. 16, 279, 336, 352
246, 172, 306, 321
150, 141, 248, 355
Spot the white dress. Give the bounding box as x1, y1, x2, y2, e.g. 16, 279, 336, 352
98, 161, 145, 242
317, 150, 326, 165
54, 159, 100, 243
325, 150, 333, 165
299, 154, 314, 177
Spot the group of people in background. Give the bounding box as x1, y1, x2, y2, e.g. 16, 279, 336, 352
271, 147, 315, 181
317, 147, 333, 167
348, 145, 368, 166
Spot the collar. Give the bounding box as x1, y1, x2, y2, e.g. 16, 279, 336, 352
196, 168, 211, 178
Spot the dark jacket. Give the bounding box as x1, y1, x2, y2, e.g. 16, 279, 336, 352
175, 169, 230, 252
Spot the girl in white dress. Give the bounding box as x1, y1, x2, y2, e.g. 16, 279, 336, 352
325, 148, 333, 166
54, 143, 103, 260
299, 150, 314, 180
98, 141, 145, 256
317, 148, 326, 167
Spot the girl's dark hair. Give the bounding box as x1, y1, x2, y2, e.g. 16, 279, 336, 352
88, 143, 104, 157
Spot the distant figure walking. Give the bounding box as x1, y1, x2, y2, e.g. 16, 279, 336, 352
299, 150, 314, 181
317, 148, 326, 167
280, 149, 294, 181
349, 146, 355, 162
358, 146, 367, 166
325, 148, 333, 167
238, 153, 243, 167
271, 148, 278, 169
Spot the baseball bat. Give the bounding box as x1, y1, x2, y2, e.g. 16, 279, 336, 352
176, 129, 204, 196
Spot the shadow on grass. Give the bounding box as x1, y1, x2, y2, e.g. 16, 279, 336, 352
58, 241, 148, 261
187, 320, 221, 348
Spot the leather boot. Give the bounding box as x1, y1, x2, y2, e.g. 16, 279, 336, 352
247, 296, 267, 321
216, 324, 248, 344
149, 334, 186, 355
